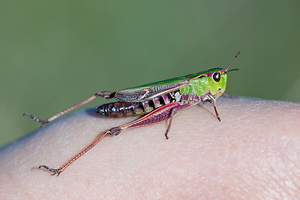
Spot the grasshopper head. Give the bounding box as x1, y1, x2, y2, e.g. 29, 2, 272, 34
207, 67, 239, 98
207, 68, 227, 98
207, 52, 240, 98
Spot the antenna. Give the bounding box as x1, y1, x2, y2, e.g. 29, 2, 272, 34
225, 52, 240, 71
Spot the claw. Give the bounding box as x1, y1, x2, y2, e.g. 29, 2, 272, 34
39, 165, 63, 176
23, 113, 48, 125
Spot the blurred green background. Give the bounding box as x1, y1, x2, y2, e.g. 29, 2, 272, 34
1, 0, 299, 148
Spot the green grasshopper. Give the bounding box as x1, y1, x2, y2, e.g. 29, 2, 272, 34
24, 52, 240, 176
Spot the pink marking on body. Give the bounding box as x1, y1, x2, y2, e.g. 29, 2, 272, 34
181, 93, 202, 105
120, 102, 181, 129
207, 69, 225, 77
154, 98, 160, 106
163, 94, 170, 103
143, 101, 149, 108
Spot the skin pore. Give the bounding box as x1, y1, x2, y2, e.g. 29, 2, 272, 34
0, 97, 300, 199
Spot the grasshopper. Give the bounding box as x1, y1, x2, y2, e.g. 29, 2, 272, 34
24, 52, 240, 175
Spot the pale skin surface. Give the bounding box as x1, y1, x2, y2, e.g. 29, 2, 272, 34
0, 97, 300, 200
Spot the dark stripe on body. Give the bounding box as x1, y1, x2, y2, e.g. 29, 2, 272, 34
96, 90, 182, 118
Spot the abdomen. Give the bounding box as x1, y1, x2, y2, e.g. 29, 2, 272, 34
96, 102, 152, 118
96, 92, 179, 118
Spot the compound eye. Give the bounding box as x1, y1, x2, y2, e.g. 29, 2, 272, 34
213, 72, 221, 82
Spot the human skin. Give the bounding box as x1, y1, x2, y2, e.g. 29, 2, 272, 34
0, 97, 300, 199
